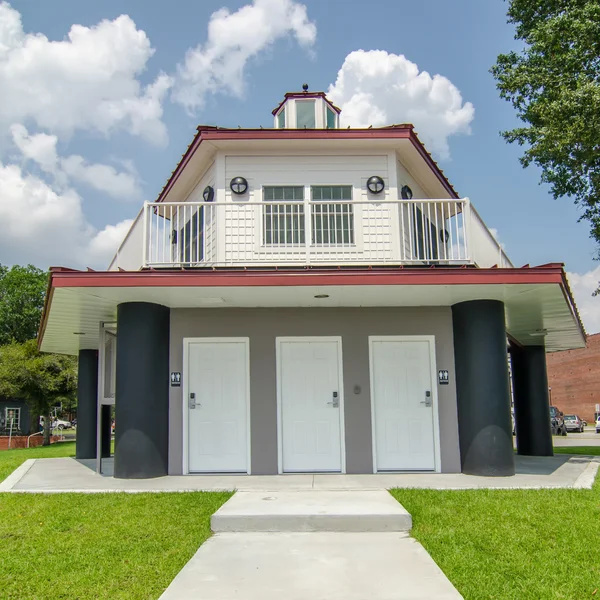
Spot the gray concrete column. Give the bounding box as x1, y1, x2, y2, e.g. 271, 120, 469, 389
75, 349, 98, 460
511, 345, 553, 456
114, 302, 170, 479
452, 300, 515, 476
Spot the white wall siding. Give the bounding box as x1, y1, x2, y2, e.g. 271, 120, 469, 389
223, 154, 391, 263
107, 207, 144, 270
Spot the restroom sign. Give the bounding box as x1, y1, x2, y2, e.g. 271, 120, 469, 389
170, 372, 181, 387
438, 370, 449, 385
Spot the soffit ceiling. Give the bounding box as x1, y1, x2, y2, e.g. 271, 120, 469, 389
40, 282, 584, 355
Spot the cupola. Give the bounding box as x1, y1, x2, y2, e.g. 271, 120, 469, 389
272, 84, 340, 129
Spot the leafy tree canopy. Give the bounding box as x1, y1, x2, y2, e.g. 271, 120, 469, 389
0, 340, 77, 443
0, 264, 48, 344
491, 0, 600, 251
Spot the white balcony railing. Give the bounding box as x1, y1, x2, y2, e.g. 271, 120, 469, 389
134, 198, 482, 269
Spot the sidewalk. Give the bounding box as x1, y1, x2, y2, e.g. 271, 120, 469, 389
2, 454, 598, 493
159, 490, 462, 599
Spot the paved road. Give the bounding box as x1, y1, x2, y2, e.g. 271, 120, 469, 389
552, 427, 600, 447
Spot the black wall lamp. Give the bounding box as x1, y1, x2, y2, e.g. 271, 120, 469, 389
203, 185, 215, 202
401, 185, 413, 200
367, 175, 385, 194
230, 176, 248, 195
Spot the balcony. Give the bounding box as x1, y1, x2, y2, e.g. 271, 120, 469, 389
109, 198, 512, 271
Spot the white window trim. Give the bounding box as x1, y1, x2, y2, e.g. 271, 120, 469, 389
368, 335, 442, 474
182, 337, 251, 475
4, 407, 21, 430
275, 336, 346, 474
256, 184, 361, 253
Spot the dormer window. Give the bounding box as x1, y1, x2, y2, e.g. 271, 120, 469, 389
273, 87, 340, 129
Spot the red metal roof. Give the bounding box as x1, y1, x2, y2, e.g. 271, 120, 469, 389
155, 124, 460, 204
271, 91, 342, 115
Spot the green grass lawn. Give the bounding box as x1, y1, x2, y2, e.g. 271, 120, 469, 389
0, 443, 232, 600
0, 441, 77, 482
554, 446, 600, 456
391, 447, 600, 599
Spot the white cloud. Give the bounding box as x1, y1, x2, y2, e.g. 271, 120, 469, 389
87, 219, 134, 266
172, 0, 316, 111
61, 155, 141, 200
0, 161, 134, 268
327, 50, 475, 159
10, 124, 141, 199
0, 3, 171, 145
567, 266, 600, 335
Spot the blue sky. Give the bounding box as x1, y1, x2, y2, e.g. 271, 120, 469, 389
1, 0, 598, 331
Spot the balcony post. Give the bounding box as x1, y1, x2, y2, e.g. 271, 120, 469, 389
142, 201, 149, 268
463, 197, 472, 264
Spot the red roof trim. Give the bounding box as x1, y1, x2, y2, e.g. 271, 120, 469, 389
48, 266, 564, 289
155, 126, 458, 203
272, 92, 342, 115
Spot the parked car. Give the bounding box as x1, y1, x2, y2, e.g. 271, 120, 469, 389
596, 416, 600, 434
52, 418, 72, 430
564, 414, 584, 433
549, 406, 568, 436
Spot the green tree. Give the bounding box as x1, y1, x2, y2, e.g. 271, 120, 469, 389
0, 340, 77, 444
0, 264, 48, 344
491, 0, 600, 263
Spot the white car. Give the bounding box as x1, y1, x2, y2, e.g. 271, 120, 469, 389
52, 418, 72, 430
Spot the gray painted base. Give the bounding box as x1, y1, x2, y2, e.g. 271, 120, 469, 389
169, 307, 461, 476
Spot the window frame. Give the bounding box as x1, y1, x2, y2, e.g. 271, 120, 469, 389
310, 185, 355, 246
179, 207, 205, 264
261, 185, 306, 247
4, 407, 21, 431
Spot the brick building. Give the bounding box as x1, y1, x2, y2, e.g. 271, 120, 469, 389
546, 332, 600, 423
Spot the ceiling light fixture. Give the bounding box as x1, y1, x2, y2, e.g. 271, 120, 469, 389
529, 329, 548, 337
314, 294, 329, 299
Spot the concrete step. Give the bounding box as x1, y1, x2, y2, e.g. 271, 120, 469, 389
211, 490, 412, 533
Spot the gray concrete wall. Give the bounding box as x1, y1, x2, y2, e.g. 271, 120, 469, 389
169, 307, 460, 475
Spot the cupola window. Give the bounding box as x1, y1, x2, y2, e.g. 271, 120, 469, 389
272, 87, 340, 129
277, 107, 286, 128
326, 106, 337, 129
296, 100, 316, 128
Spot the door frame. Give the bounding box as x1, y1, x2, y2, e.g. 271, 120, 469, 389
368, 335, 442, 474
276, 336, 346, 474
182, 337, 251, 475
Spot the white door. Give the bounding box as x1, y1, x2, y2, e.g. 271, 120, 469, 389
370, 338, 436, 471
187, 339, 249, 473
279, 339, 343, 472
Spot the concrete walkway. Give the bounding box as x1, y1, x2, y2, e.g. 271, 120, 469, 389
159, 531, 462, 599
160, 490, 462, 599
2, 454, 599, 492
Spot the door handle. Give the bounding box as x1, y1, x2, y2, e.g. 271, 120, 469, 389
420, 390, 432, 407
327, 391, 339, 408
189, 392, 197, 409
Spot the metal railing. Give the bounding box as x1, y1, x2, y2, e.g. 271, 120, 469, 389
141, 198, 473, 268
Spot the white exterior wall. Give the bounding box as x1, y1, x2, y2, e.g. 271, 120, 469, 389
107, 208, 144, 271
221, 153, 397, 263
174, 161, 217, 264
